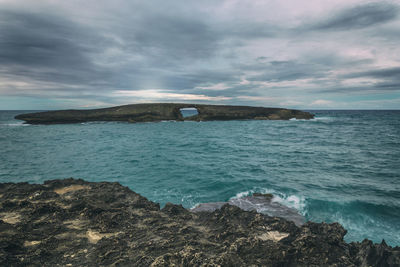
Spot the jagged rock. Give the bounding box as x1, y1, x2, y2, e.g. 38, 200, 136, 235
191, 193, 305, 226
0, 179, 398, 266
14, 103, 314, 124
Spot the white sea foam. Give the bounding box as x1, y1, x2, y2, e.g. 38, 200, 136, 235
289, 118, 307, 121
1, 123, 30, 127
289, 116, 334, 122
271, 194, 306, 214
313, 116, 333, 121
190, 203, 200, 210
80, 121, 110, 125
233, 190, 253, 199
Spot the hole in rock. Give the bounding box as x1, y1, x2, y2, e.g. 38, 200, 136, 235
179, 107, 198, 118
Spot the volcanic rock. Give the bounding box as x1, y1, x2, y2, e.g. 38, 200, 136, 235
0, 179, 398, 266
14, 103, 314, 124
191, 193, 305, 226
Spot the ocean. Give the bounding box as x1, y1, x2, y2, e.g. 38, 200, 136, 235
0, 110, 399, 246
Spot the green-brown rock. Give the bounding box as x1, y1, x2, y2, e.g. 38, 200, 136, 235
15, 103, 314, 124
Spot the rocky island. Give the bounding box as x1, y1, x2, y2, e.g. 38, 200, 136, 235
14, 103, 314, 124
0, 179, 398, 266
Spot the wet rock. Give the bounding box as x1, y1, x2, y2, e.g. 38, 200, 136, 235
0, 179, 399, 266
191, 193, 305, 226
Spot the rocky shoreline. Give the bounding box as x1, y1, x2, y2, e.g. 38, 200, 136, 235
14, 103, 314, 124
0, 179, 398, 266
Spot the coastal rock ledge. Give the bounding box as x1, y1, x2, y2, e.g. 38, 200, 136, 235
0, 179, 399, 266
14, 103, 314, 124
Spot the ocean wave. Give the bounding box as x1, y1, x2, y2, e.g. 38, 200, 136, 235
272, 194, 306, 214
0, 123, 30, 127
305, 199, 400, 245
231, 188, 307, 215
289, 118, 308, 121
312, 116, 334, 121
289, 117, 334, 122
232, 190, 252, 199
80, 121, 116, 125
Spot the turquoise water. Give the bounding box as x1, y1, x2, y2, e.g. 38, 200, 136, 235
1, 110, 399, 246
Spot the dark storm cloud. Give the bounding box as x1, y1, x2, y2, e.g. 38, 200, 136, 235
117, 15, 278, 68
321, 82, 400, 94
342, 67, 400, 79
244, 60, 327, 82
0, 10, 115, 86
330, 67, 400, 93
0, 7, 238, 91
163, 70, 240, 91
241, 53, 373, 84
221, 23, 279, 39
1, 0, 400, 109
317, 66, 400, 94
123, 14, 220, 62
311, 2, 399, 31
373, 82, 400, 90
0, 11, 87, 66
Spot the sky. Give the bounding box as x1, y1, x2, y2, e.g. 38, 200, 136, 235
1, 0, 400, 110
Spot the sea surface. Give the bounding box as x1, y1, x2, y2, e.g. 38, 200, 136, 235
1, 110, 399, 246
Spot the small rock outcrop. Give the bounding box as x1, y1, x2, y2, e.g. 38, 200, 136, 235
14, 103, 314, 124
0, 179, 398, 266
191, 193, 305, 226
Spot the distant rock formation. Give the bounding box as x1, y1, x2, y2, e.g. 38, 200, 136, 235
14, 103, 314, 124
1, 179, 398, 266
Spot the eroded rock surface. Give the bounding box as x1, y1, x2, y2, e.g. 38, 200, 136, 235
0, 179, 399, 266
14, 103, 314, 124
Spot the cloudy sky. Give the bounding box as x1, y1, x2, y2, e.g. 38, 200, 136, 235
1, 0, 400, 110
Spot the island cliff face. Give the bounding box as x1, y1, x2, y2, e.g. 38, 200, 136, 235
0, 179, 399, 266
14, 103, 314, 124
